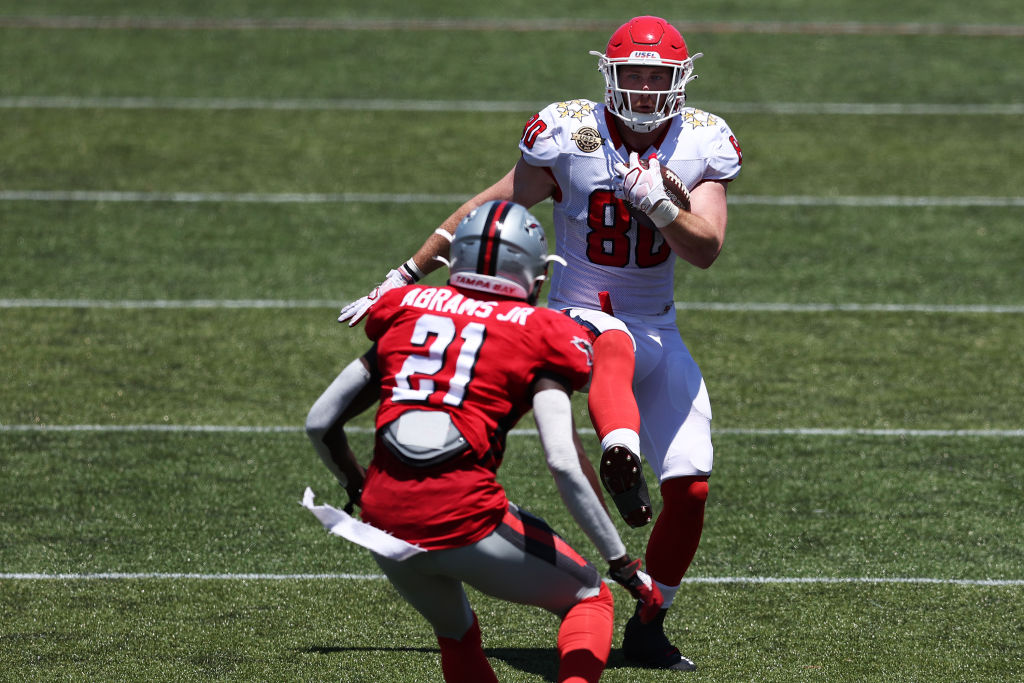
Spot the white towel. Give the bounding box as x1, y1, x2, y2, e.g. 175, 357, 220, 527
300, 487, 425, 561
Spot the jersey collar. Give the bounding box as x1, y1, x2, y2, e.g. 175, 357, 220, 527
602, 106, 675, 157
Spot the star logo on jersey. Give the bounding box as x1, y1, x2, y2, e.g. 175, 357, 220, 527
570, 336, 594, 366
571, 126, 603, 153
682, 109, 718, 129
556, 100, 595, 120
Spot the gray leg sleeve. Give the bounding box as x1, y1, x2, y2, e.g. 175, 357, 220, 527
372, 552, 476, 639
372, 504, 602, 637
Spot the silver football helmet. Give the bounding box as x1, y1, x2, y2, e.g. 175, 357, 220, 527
446, 200, 563, 304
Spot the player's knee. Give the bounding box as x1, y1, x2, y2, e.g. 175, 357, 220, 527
662, 476, 709, 508
593, 328, 634, 355
591, 329, 636, 379
567, 580, 614, 621
594, 323, 635, 352
435, 610, 479, 642
566, 308, 636, 350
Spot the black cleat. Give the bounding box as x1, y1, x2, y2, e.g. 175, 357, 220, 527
622, 602, 697, 672
599, 445, 652, 528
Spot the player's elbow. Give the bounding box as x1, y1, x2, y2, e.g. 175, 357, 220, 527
546, 458, 588, 501
689, 242, 722, 269
305, 407, 330, 445
692, 254, 716, 270
546, 454, 578, 478
306, 394, 344, 445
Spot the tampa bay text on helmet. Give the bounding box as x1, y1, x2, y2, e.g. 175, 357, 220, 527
436, 200, 566, 306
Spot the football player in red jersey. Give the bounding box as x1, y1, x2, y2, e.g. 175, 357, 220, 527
338, 16, 742, 672
307, 201, 662, 683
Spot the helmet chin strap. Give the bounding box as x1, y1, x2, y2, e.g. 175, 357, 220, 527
621, 112, 663, 134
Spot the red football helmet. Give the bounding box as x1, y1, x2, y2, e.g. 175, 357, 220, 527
591, 16, 702, 133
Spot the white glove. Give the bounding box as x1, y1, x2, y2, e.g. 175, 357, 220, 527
614, 152, 679, 229
337, 267, 414, 327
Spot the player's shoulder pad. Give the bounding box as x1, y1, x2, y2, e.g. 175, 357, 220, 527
540, 99, 601, 125
676, 107, 743, 177
677, 107, 735, 140
522, 99, 603, 162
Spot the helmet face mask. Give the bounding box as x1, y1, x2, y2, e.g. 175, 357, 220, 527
591, 16, 701, 133
448, 200, 555, 305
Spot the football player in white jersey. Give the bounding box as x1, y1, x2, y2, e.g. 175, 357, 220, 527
338, 15, 742, 672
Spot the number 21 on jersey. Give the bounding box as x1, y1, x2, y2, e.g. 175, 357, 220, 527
392, 314, 486, 407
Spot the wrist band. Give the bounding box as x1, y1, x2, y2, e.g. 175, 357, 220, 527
649, 200, 680, 229
398, 258, 424, 283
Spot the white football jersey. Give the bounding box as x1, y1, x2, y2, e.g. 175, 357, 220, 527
519, 99, 742, 317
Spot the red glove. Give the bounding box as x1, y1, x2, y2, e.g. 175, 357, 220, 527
608, 556, 664, 623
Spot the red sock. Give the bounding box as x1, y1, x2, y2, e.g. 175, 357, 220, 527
588, 330, 639, 440
557, 582, 614, 683
436, 613, 498, 683
645, 476, 709, 586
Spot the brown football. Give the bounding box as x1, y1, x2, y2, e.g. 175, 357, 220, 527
640, 158, 691, 212
624, 158, 691, 229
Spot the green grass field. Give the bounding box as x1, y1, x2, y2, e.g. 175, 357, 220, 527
2, 1, 1022, 681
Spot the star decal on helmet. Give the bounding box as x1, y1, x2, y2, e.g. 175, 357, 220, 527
682, 109, 718, 129
556, 100, 596, 120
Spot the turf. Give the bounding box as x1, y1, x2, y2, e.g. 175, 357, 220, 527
1, 0, 1023, 23
2, 1, 1022, 681
3, 202, 1022, 305
2, 307, 1023, 430
4, 578, 1019, 682
2, 29, 1023, 105
2, 431, 1022, 680
3, 110, 1022, 200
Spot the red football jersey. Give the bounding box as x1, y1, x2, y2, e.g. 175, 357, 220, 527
359, 285, 594, 550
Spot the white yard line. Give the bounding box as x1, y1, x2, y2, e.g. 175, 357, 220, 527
1, 96, 1021, 116
2, 424, 1022, 438
2, 299, 1022, 314
1, 190, 1022, 208
1, 571, 1020, 585
0, 572, 384, 580
0, 190, 471, 204
674, 302, 1024, 314
0, 298, 342, 309
1, 16, 1022, 36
